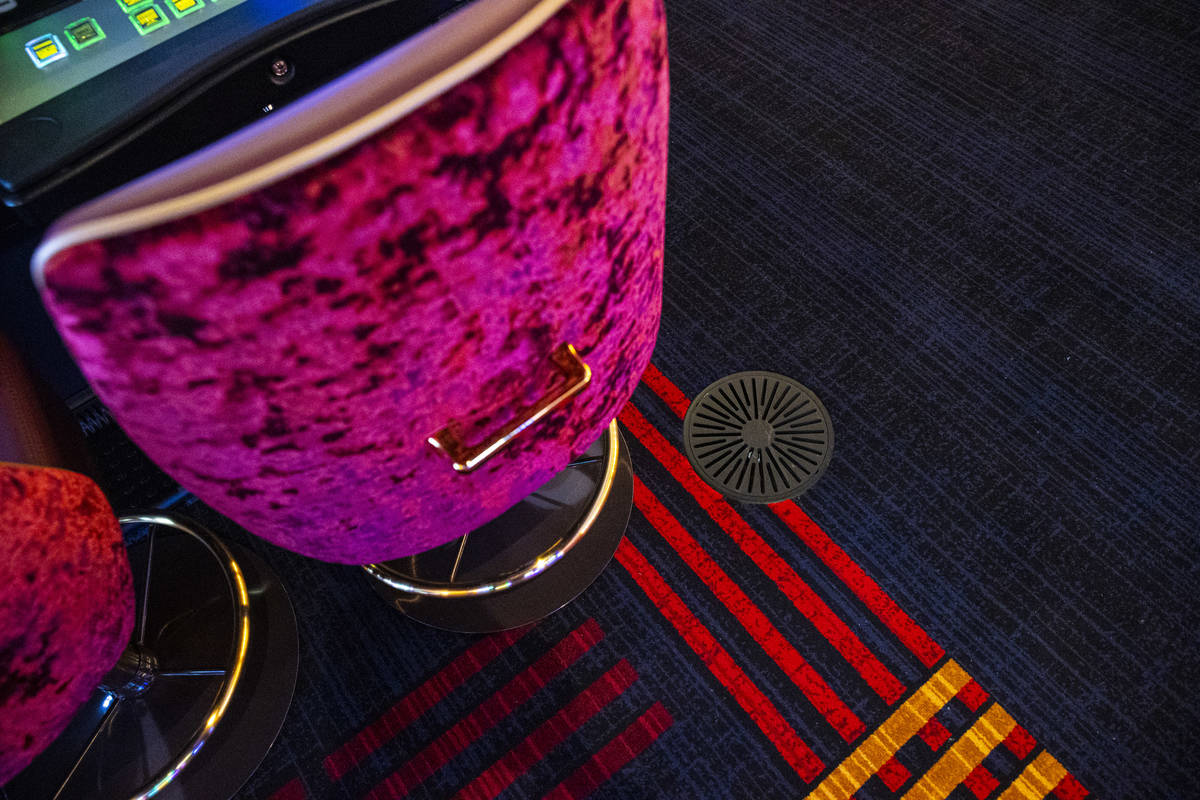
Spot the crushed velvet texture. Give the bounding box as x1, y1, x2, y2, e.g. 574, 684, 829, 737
39, 0, 667, 563
0, 464, 133, 784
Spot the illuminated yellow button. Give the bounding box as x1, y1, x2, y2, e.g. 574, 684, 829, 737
117, 0, 144, 10
167, 0, 204, 17
25, 34, 68, 68
65, 18, 107, 50
130, 3, 169, 33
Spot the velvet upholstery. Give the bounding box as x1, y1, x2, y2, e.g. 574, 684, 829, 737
38, 0, 667, 563
0, 464, 133, 785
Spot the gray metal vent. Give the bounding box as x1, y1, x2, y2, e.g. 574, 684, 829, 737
682, 371, 833, 503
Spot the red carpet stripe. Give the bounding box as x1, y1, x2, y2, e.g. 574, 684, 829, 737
1053, 773, 1089, 799
620, 403, 906, 704
986, 724, 1088, 799
1002, 725, 1037, 760
639, 364, 944, 669
267, 777, 306, 800
614, 538, 825, 782
877, 757, 911, 791
633, 475, 865, 742
964, 764, 1001, 799
768, 502, 945, 669
541, 702, 674, 800
641, 362, 692, 418
956, 679, 990, 711
324, 625, 532, 780
918, 718, 952, 750
453, 660, 638, 800
364, 619, 603, 800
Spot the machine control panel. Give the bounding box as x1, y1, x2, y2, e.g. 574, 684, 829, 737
1, 0, 249, 126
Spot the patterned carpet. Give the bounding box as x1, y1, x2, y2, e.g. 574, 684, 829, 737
217, 0, 1197, 795
197, 366, 1097, 799
5, 0, 1198, 796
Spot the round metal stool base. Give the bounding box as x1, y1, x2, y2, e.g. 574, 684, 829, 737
369, 426, 634, 633
5, 523, 298, 800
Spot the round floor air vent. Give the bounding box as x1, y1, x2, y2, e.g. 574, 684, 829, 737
683, 371, 833, 503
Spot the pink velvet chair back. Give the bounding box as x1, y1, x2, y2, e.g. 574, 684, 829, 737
34, 0, 667, 563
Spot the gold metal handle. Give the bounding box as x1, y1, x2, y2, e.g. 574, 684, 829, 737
428, 343, 591, 473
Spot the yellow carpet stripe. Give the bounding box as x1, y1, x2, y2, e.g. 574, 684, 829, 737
901, 702, 1017, 800
804, 660, 971, 800
996, 751, 1069, 800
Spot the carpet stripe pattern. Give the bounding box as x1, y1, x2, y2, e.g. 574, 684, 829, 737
243, 364, 1090, 799
631, 367, 1087, 800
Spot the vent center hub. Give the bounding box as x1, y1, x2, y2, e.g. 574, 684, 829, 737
741, 419, 775, 449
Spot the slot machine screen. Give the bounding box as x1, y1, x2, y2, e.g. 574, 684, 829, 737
0, 0, 461, 400
0, 0, 463, 200
1, 0, 253, 127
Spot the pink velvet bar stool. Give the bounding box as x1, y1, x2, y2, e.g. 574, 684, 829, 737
0, 463, 133, 789
33, 0, 667, 630
0, 337, 296, 800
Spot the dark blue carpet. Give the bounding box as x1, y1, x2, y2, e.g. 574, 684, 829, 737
646, 0, 1199, 795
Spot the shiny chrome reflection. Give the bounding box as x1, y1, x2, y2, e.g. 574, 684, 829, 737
366, 420, 619, 597
115, 513, 251, 800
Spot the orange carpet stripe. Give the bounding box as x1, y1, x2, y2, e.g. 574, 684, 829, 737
901, 703, 1016, 800
804, 660, 971, 800
996, 752, 1069, 800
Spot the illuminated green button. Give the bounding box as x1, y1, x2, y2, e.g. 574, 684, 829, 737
167, 0, 203, 17
129, 3, 169, 33
65, 18, 106, 49
116, 0, 146, 11
25, 34, 68, 68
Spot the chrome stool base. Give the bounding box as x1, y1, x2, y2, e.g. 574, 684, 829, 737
366, 422, 634, 633
5, 515, 297, 800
